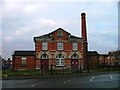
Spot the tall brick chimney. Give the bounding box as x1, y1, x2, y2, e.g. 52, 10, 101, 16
81, 13, 88, 70
81, 13, 87, 41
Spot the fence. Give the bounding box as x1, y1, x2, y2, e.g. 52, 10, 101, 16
10, 63, 120, 76
11, 63, 83, 75
40, 64, 82, 75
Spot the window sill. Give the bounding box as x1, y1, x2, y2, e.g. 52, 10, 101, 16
55, 65, 65, 67
42, 50, 48, 51
57, 49, 63, 51
73, 50, 78, 51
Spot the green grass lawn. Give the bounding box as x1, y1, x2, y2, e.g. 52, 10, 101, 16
2, 69, 41, 77
2, 67, 119, 77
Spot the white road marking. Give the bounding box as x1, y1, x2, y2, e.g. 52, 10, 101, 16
110, 74, 113, 80
90, 76, 95, 82
31, 79, 52, 86
64, 78, 76, 84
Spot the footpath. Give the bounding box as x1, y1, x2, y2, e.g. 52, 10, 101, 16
2, 71, 119, 80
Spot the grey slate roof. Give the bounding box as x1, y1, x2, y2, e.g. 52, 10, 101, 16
13, 51, 35, 56
34, 28, 82, 41
88, 51, 99, 56
34, 34, 49, 39
70, 35, 82, 39
50, 28, 70, 34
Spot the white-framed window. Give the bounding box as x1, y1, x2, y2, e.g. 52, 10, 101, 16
56, 54, 64, 66
42, 42, 48, 50
21, 57, 26, 65
73, 43, 78, 50
57, 42, 63, 50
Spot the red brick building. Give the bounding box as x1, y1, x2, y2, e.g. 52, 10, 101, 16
87, 51, 100, 69
12, 13, 88, 71
99, 51, 120, 66
12, 51, 36, 70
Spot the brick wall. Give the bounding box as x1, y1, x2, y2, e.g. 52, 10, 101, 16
13, 56, 36, 70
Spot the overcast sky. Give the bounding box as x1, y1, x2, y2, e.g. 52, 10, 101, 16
1, 0, 119, 59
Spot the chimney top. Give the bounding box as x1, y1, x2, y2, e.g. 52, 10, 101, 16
81, 13, 86, 16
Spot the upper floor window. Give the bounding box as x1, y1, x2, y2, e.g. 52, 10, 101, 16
21, 57, 26, 65
73, 43, 78, 50
57, 30, 63, 37
57, 42, 63, 50
42, 42, 48, 50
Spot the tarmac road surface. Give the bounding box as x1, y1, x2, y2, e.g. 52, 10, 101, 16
2, 73, 119, 88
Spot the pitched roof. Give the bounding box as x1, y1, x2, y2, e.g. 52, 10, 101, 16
100, 54, 108, 56
88, 51, 99, 56
50, 28, 70, 34
34, 28, 70, 38
70, 35, 82, 39
34, 34, 49, 39
34, 28, 82, 41
13, 51, 35, 56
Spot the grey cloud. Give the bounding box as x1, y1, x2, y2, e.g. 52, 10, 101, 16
2, 1, 118, 59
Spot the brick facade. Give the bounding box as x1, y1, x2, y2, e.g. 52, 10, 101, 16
34, 28, 84, 71
12, 51, 36, 70
88, 51, 99, 69
12, 13, 88, 71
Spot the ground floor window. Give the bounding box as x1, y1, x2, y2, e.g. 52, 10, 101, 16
21, 57, 26, 65
56, 59, 64, 66
56, 54, 64, 66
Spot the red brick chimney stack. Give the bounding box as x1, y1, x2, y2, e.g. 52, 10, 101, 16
81, 13, 87, 41
81, 13, 88, 70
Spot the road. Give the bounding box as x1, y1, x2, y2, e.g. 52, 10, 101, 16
2, 73, 119, 88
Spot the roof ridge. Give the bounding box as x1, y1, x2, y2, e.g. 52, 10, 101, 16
50, 28, 70, 34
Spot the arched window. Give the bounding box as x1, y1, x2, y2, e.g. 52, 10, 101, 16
41, 54, 48, 59
71, 54, 79, 59
56, 54, 64, 66
56, 54, 64, 58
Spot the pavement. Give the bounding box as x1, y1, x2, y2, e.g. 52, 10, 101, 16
2, 71, 119, 80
